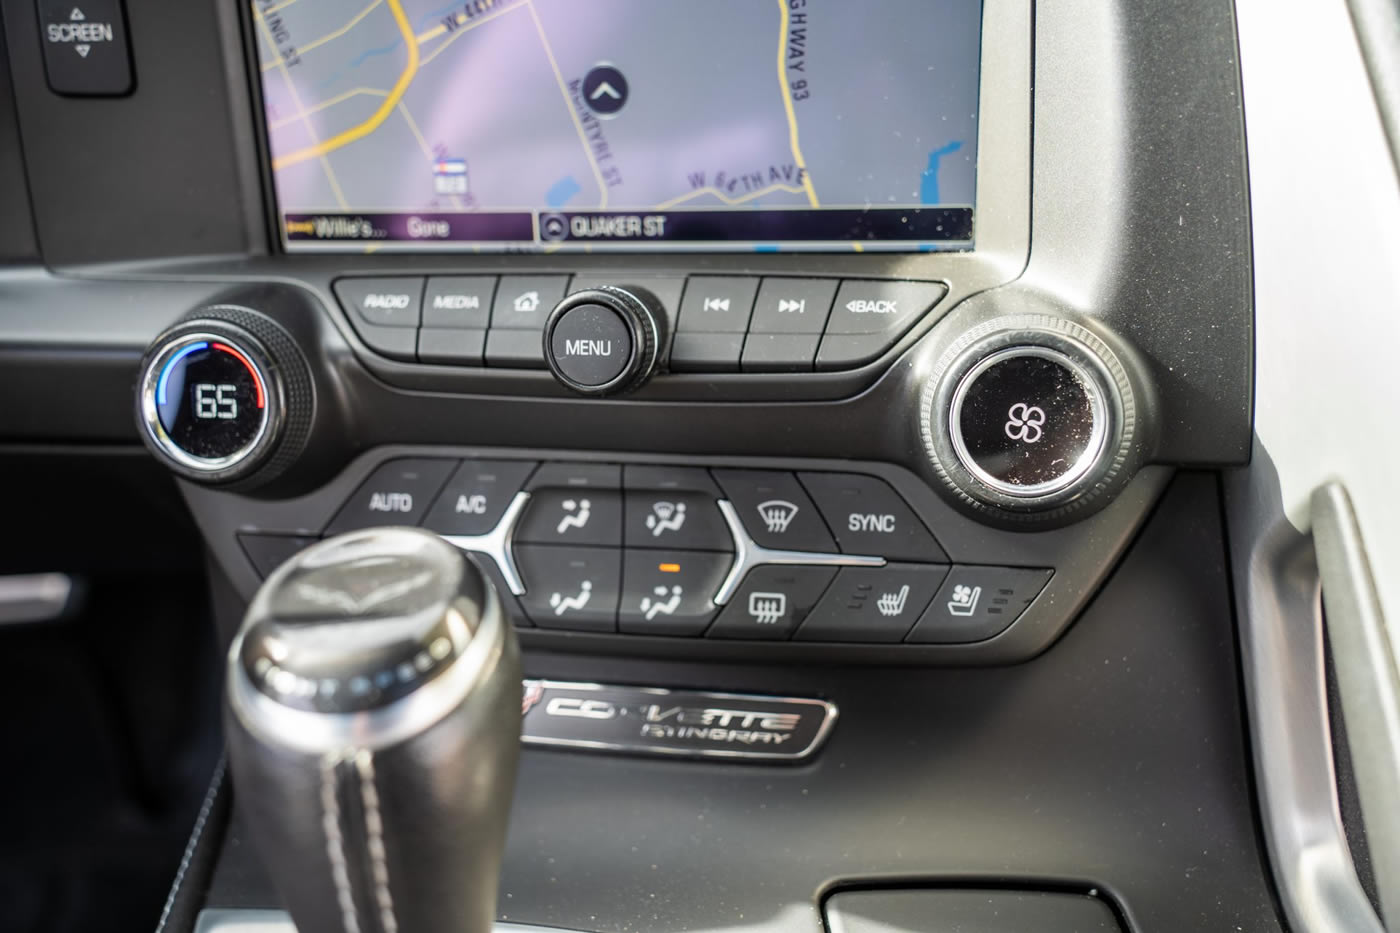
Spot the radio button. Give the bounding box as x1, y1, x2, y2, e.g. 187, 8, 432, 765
906, 566, 1053, 643
707, 566, 836, 640
798, 472, 947, 561
333, 277, 424, 328
618, 550, 730, 636
423, 276, 495, 329
711, 469, 835, 552
749, 278, 838, 335
795, 564, 947, 643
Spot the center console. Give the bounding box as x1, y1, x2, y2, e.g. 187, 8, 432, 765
0, 0, 1274, 928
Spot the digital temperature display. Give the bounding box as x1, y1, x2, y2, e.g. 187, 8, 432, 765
155, 341, 268, 462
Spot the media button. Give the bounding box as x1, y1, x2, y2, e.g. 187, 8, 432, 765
423, 276, 495, 329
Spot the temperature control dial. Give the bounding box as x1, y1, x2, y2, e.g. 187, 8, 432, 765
137, 307, 312, 486
920, 315, 1141, 523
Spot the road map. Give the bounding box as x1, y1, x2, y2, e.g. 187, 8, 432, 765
252, 0, 982, 251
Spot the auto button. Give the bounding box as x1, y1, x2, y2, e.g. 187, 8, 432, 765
324, 459, 455, 535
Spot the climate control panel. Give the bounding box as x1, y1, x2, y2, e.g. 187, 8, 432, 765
237, 458, 1053, 646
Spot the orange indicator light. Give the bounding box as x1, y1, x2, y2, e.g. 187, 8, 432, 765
658, 563, 681, 573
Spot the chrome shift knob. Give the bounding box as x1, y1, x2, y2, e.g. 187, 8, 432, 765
225, 528, 521, 933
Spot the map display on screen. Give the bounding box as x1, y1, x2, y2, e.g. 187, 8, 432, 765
252, 0, 982, 252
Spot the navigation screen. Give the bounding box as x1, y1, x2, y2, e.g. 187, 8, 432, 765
252, 0, 982, 253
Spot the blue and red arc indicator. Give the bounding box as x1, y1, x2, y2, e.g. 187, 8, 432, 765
157, 341, 266, 409
154, 338, 269, 461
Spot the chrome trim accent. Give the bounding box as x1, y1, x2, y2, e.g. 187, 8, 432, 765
195, 910, 588, 933
1312, 482, 1400, 927
227, 582, 507, 755
0, 573, 73, 624
712, 499, 884, 605
948, 345, 1109, 499
441, 491, 531, 596
1230, 469, 1386, 933
520, 680, 838, 761
139, 332, 275, 475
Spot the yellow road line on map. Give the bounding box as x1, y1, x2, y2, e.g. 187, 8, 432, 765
261, 0, 301, 16
655, 182, 807, 210
269, 87, 389, 130
253, 3, 349, 208
271, 0, 419, 171
419, 1, 527, 65
776, 0, 818, 207
524, 0, 609, 208
261, 0, 383, 72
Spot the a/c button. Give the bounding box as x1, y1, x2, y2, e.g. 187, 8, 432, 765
798, 472, 947, 562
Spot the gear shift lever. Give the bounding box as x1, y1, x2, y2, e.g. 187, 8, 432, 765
224, 528, 522, 933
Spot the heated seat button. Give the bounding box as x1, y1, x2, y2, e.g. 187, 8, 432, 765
906, 566, 1053, 643
421, 460, 537, 536
798, 472, 947, 561
707, 566, 836, 640
324, 459, 456, 535
795, 564, 948, 643
516, 546, 620, 632
711, 469, 836, 552
618, 550, 731, 636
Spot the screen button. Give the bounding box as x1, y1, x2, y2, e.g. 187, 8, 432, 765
38, 0, 133, 96
423, 276, 495, 329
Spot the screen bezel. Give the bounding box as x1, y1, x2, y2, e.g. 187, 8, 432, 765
239, 0, 1027, 277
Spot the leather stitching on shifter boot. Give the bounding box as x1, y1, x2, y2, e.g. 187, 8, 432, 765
322, 750, 364, 933
355, 749, 400, 933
